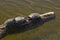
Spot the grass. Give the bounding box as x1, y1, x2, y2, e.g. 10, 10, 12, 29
0, 0, 60, 40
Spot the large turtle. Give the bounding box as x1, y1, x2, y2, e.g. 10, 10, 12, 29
4, 17, 27, 33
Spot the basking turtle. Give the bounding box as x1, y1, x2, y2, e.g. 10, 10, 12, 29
15, 17, 27, 28
4, 17, 27, 33
28, 13, 42, 24
4, 18, 16, 33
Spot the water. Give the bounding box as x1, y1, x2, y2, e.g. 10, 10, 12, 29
0, 0, 60, 15
0, 0, 60, 40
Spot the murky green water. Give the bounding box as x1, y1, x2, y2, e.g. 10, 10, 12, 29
0, 0, 60, 40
